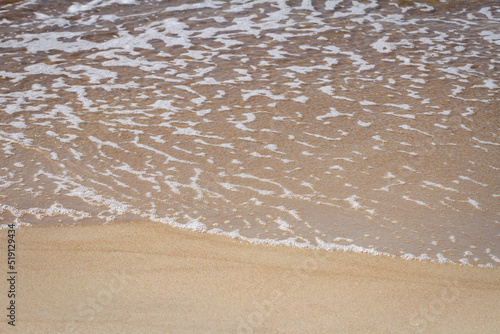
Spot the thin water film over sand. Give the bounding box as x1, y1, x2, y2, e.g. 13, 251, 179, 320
0, 0, 499, 266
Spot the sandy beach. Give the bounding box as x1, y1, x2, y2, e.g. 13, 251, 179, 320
1, 222, 498, 333
1, 1, 499, 333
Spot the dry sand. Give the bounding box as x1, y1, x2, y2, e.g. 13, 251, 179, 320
1, 221, 499, 333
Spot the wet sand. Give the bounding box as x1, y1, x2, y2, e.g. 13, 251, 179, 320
1, 0, 499, 265
1, 222, 499, 333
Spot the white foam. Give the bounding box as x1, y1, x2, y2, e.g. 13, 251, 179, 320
1, 0, 498, 267
325, 0, 342, 11
467, 198, 481, 210
402, 196, 432, 208
316, 108, 353, 120
241, 89, 285, 101
68, 0, 138, 14
0, 203, 91, 221
371, 36, 396, 53
345, 195, 362, 209
472, 79, 499, 89
422, 181, 458, 192
357, 120, 371, 127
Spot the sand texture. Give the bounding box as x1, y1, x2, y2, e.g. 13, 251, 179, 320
1, 222, 499, 333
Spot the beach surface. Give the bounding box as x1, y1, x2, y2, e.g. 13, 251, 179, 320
1, 0, 499, 266
1, 222, 499, 333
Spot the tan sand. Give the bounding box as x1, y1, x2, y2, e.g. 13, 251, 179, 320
1, 221, 499, 333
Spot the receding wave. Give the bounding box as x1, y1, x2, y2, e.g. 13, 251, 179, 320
0, 0, 499, 266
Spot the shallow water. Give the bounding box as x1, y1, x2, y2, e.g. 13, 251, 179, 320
0, 0, 499, 266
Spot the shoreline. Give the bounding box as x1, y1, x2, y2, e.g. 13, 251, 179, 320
1, 221, 499, 333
